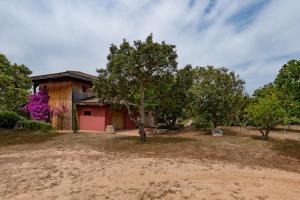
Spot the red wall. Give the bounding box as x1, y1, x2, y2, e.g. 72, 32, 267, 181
124, 111, 136, 129
77, 105, 136, 132
77, 105, 106, 131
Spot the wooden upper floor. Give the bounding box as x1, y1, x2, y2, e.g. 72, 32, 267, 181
31, 71, 96, 103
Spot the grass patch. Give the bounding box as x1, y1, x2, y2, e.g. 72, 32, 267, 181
0, 130, 60, 146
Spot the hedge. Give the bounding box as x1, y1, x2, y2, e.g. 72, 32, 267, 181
0, 111, 23, 129
18, 119, 52, 132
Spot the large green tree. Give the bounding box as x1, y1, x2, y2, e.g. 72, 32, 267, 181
274, 59, 300, 123
151, 65, 193, 129
190, 66, 245, 129
93, 34, 177, 141
0, 54, 32, 112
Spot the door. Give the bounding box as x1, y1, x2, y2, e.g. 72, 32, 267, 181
112, 111, 124, 130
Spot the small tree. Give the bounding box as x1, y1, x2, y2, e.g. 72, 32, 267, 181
246, 97, 286, 140
23, 90, 50, 122
94, 34, 177, 142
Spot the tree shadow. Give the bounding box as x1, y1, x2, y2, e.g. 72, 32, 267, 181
113, 135, 197, 144
0, 130, 61, 146
273, 127, 300, 134
250, 135, 270, 141
271, 139, 300, 160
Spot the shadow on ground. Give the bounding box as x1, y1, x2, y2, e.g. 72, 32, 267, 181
0, 130, 61, 146
272, 139, 300, 160
113, 135, 198, 144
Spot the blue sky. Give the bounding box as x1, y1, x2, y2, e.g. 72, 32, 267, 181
0, 0, 300, 93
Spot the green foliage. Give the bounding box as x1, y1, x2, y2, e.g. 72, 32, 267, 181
253, 83, 277, 99
0, 111, 23, 129
275, 60, 300, 99
152, 65, 194, 129
190, 66, 245, 128
18, 119, 52, 132
72, 103, 79, 133
93, 34, 178, 141
274, 59, 300, 123
192, 115, 213, 129
0, 54, 32, 112
246, 97, 286, 140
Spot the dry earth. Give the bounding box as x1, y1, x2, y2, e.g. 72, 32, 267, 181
0, 127, 299, 200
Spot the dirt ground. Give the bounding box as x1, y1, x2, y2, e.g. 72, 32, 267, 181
0, 127, 299, 200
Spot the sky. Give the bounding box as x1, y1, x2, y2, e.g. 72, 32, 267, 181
0, 0, 300, 94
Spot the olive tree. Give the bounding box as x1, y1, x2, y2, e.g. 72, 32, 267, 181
93, 34, 177, 141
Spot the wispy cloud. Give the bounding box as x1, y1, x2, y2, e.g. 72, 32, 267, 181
0, 0, 299, 93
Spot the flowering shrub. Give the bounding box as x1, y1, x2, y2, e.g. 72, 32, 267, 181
22, 90, 50, 122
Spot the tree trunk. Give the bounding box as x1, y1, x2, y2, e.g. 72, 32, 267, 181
166, 117, 177, 130
213, 120, 217, 128
259, 129, 270, 140
123, 100, 146, 142
123, 86, 146, 142
139, 85, 146, 142
262, 133, 269, 140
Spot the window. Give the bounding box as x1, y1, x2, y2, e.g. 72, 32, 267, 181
84, 111, 92, 116
82, 85, 86, 93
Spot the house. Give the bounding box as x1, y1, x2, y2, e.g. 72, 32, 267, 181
31, 71, 136, 131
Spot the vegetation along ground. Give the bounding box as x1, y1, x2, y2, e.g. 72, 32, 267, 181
0, 127, 299, 200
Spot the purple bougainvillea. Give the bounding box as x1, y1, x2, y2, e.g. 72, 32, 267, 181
23, 90, 50, 122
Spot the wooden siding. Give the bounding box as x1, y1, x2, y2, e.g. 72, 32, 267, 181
39, 80, 73, 130
111, 111, 124, 130
72, 80, 95, 102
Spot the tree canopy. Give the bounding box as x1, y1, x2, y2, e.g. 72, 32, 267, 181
152, 64, 193, 129
246, 97, 286, 140
93, 34, 177, 141
190, 66, 245, 129
274, 59, 300, 123
0, 54, 32, 112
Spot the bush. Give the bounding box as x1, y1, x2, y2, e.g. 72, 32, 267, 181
18, 119, 52, 132
193, 116, 212, 129
0, 111, 23, 129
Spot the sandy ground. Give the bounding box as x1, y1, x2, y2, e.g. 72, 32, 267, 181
1, 148, 300, 200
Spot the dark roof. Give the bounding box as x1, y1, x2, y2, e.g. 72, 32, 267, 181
31, 70, 96, 83
76, 97, 103, 105
76, 97, 136, 107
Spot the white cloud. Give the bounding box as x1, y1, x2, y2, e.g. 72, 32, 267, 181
0, 0, 299, 93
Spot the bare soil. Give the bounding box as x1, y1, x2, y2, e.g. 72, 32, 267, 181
0, 127, 299, 200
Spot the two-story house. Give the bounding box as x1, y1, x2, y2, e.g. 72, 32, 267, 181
31, 71, 136, 131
